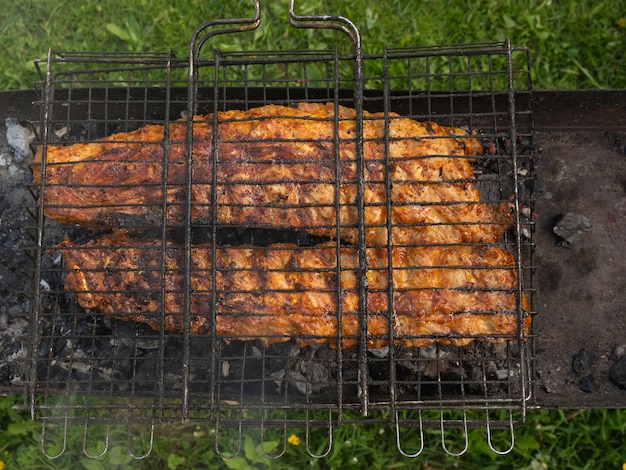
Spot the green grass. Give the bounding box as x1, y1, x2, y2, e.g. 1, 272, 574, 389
0, 0, 625, 90
1, 0, 625, 467
1, 394, 625, 469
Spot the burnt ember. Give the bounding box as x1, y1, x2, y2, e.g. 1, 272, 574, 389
553, 212, 593, 247
603, 131, 626, 156
609, 357, 626, 390
609, 345, 626, 390
571, 348, 597, 393
0, 118, 37, 389
24, 313, 526, 404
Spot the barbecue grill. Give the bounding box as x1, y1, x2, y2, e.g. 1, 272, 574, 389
17, 1, 535, 458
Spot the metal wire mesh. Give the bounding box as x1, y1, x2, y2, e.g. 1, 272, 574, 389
22, 1, 535, 458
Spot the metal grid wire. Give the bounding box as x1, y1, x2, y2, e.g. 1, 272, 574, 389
22, 1, 535, 458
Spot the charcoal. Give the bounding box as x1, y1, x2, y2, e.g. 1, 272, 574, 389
572, 348, 597, 378
570, 349, 598, 393
0, 263, 20, 300
609, 356, 626, 390
285, 370, 311, 395
553, 212, 592, 247
611, 344, 626, 361
0, 362, 13, 383
5, 117, 35, 161
603, 131, 626, 156
578, 375, 594, 393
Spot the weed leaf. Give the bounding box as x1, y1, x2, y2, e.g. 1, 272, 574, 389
80, 458, 106, 470
7, 421, 40, 435
167, 453, 186, 469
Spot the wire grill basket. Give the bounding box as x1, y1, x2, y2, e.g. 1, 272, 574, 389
22, 0, 535, 458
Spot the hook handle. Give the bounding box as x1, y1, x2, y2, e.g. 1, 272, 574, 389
287, 0, 361, 52
189, 0, 261, 60
188, 0, 362, 57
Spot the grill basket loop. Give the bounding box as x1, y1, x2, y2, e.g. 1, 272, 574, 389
259, 413, 288, 459
40, 418, 68, 460
485, 409, 516, 455
215, 417, 243, 460
81, 422, 110, 459
305, 409, 334, 459
395, 411, 425, 458
127, 424, 155, 460
439, 410, 469, 457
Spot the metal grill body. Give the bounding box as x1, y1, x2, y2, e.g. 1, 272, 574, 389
23, 2, 535, 458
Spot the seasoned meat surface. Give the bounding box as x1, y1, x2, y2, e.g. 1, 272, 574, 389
34, 103, 512, 245
58, 233, 530, 349
42, 102, 530, 347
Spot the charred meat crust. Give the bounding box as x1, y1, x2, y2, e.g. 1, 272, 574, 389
34, 102, 512, 245
58, 233, 530, 349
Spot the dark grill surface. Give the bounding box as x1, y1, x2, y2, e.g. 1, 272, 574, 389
2, 4, 537, 457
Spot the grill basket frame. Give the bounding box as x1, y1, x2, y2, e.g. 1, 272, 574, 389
22, 2, 535, 458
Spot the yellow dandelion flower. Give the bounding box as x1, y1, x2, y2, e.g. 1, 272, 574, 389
618, 17, 626, 29
0, 460, 4, 470
288, 434, 300, 446
622, 463, 626, 470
